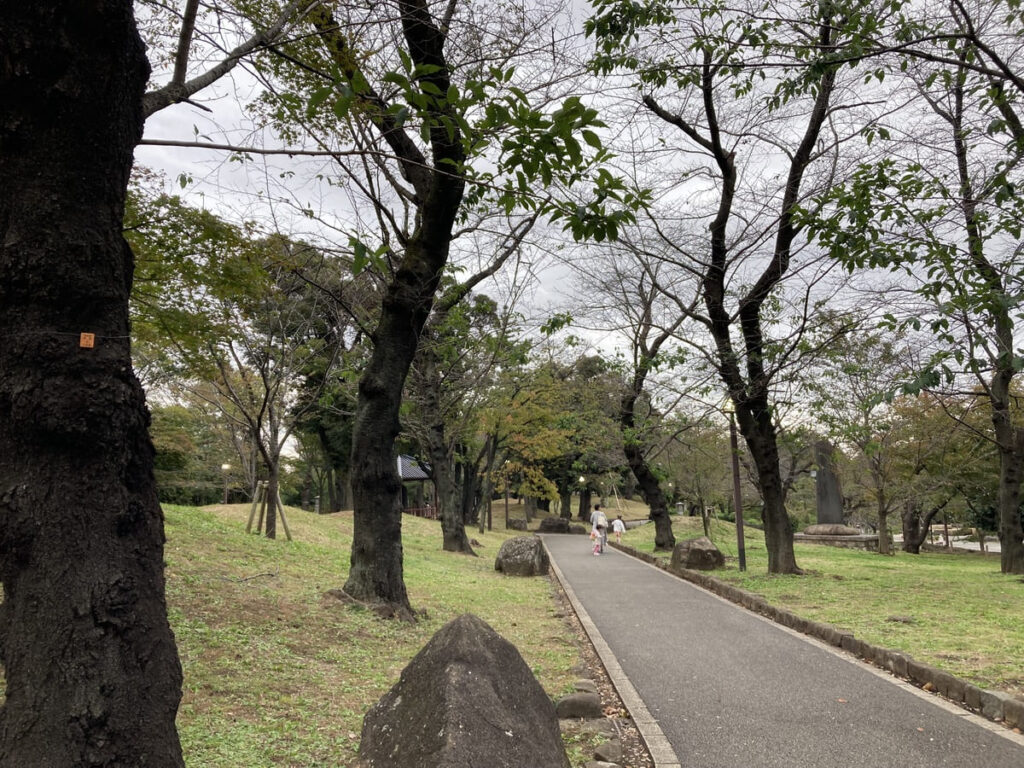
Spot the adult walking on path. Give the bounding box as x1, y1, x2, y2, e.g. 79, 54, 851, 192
542, 534, 1024, 768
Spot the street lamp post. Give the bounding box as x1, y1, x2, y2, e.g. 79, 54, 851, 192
578, 475, 586, 520
724, 403, 747, 572
221, 463, 231, 505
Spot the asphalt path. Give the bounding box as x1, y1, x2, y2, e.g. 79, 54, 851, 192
542, 534, 1024, 768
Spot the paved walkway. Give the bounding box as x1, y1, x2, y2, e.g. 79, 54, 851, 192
542, 535, 1024, 768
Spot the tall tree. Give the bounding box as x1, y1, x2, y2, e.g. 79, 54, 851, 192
588, 0, 855, 573
0, 2, 183, 764
264, 0, 632, 613
127, 192, 344, 538
573, 242, 686, 549
811, 20, 1024, 572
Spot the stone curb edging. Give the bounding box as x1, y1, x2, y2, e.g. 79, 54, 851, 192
609, 541, 1024, 732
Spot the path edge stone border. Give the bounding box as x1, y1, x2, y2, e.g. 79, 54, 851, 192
542, 538, 682, 768
609, 541, 1024, 732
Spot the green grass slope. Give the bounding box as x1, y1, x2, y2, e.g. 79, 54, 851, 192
165, 504, 583, 767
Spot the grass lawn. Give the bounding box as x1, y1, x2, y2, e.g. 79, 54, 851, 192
165, 503, 590, 767
622, 514, 1024, 698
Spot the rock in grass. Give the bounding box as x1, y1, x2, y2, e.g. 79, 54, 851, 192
594, 740, 623, 763
555, 692, 603, 719
670, 536, 725, 571
495, 535, 549, 577
538, 517, 572, 533
804, 524, 861, 536
359, 613, 569, 768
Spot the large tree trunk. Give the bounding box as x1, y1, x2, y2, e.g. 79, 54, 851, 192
621, 391, 675, 551
0, 3, 184, 764
458, 456, 483, 528
330, 0, 465, 612
559, 490, 573, 519
624, 444, 675, 550
345, 266, 424, 613
901, 500, 944, 554
426, 417, 474, 554
946, 76, 1024, 574
877, 508, 892, 555
345, 231, 461, 613
740, 398, 800, 573
901, 502, 926, 554
578, 488, 592, 521
995, 434, 1024, 573
524, 496, 538, 521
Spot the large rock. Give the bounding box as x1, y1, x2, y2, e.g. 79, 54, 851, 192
507, 518, 528, 531
804, 523, 860, 536
495, 535, 549, 577
594, 740, 623, 764
538, 516, 571, 533
359, 614, 570, 768
554, 691, 602, 719
671, 536, 725, 571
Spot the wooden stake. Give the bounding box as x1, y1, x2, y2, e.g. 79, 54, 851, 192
276, 489, 293, 542
245, 482, 262, 534
256, 482, 267, 534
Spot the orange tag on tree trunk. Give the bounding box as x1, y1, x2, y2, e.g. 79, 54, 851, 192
79, 333, 95, 349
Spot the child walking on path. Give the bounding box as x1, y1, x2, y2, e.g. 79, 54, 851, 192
590, 504, 608, 554
612, 515, 625, 544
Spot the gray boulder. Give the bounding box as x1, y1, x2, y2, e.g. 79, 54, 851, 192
359, 614, 570, 768
594, 740, 623, 764
804, 523, 860, 536
555, 691, 603, 719
671, 536, 725, 571
507, 518, 528, 531
573, 679, 598, 694
538, 516, 571, 533
495, 536, 549, 577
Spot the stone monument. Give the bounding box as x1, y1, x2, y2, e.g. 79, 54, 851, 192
814, 440, 844, 525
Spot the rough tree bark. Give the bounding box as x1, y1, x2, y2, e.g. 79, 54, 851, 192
578, 489, 592, 520
0, 2, 184, 764
559, 490, 573, 519
901, 500, 946, 554
621, 382, 674, 551
345, 235, 460, 614
623, 437, 675, 550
